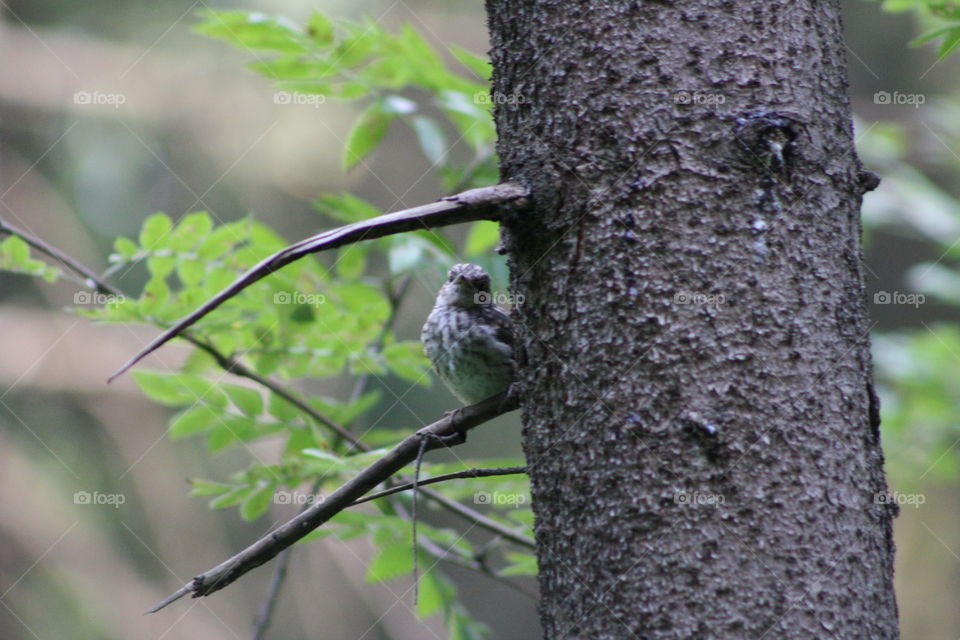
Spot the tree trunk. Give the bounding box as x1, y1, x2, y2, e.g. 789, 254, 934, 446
486, 1, 899, 638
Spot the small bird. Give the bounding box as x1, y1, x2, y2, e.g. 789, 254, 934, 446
421, 264, 516, 405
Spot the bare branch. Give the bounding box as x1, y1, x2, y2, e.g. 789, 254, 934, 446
146, 391, 522, 613
251, 479, 322, 640
110, 182, 529, 382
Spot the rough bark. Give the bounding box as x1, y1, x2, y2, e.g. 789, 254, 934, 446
486, 1, 898, 638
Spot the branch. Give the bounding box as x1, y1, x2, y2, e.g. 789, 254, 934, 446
0, 217, 357, 447
250, 479, 322, 640
0, 218, 117, 295
110, 182, 529, 382
354, 467, 526, 504
146, 391, 521, 614
192, 337, 363, 446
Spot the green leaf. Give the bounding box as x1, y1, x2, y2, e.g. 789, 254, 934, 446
416, 570, 445, 618
132, 372, 193, 407
197, 223, 244, 260
465, 221, 501, 256
132, 372, 227, 408
314, 192, 381, 223
449, 45, 491, 80
938, 28, 960, 58
910, 24, 960, 46
146, 254, 176, 279
138, 213, 173, 250
331, 283, 389, 321
306, 11, 335, 46
308, 390, 382, 426
188, 479, 233, 497
269, 392, 301, 422
176, 259, 205, 286
335, 21, 383, 68
0, 236, 30, 268
241, 481, 275, 521
500, 551, 538, 576
171, 212, 213, 252
195, 10, 306, 53
223, 384, 264, 417
113, 236, 139, 259
169, 405, 221, 439
344, 103, 394, 169
882, 0, 920, 11
209, 484, 255, 510
411, 116, 448, 165
366, 543, 413, 583
0, 236, 59, 281
414, 229, 457, 257
1, 236, 28, 265
336, 246, 366, 279
383, 341, 431, 385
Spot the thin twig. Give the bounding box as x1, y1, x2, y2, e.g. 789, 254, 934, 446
0, 218, 117, 295
412, 521, 538, 601
250, 480, 323, 640
109, 182, 529, 381
353, 466, 527, 505
250, 543, 290, 639
418, 485, 534, 549
146, 390, 521, 613
412, 436, 430, 605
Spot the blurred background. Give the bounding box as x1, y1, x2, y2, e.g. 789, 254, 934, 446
0, 0, 957, 638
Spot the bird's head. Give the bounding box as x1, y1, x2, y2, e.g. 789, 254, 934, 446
436, 263, 493, 308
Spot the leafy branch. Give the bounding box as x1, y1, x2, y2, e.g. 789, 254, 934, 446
108, 182, 529, 381
147, 390, 521, 612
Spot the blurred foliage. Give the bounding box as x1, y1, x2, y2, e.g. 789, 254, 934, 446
871, 0, 960, 58
860, 116, 960, 485
194, 9, 498, 187
0, 8, 528, 639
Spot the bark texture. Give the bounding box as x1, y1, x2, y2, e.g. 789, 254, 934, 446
485, 1, 898, 638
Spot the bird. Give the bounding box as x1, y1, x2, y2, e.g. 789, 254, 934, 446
421, 264, 516, 405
